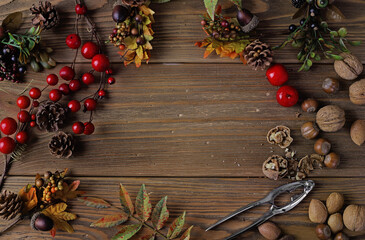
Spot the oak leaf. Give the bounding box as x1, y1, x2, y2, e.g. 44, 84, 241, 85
54, 180, 85, 202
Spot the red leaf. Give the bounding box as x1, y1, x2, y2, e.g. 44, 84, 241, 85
119, 184, 134, 215
78, 197, 111, 208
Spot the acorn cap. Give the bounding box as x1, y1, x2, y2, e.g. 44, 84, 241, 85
237, 8, 259, 33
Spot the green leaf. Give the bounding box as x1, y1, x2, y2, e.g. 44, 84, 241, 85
347, 40, 361, 46
135, 184, 152, 222
338, 28, 347, 38
78, 197, 111, 208
306, 59, 313, 67
119, 184, 134, 215
152, 196, 169, 230
327, 53, 343, 60
91, 213, 129, 228
167, 212, 186, 239
310, 52, 315, 58
229, 0, 241, 7
204, 0, 218, 20
2, 12, 22, 32
28, 40, 35, 51
314, 54, 321, 61
330, 31, 338, 37
179, 226, 194, 240
339, 38, 348, 52
111, 224, 142, 240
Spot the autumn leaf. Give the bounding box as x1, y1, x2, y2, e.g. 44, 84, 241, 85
135, 184, 152, 222
18, 186, 37, 213
204, 0, 218, 20
91, 212, 129, 228
111, 224, 142, 240
137, 233, 155, 240
119, 184, 134, 215
167, 211, 186, 239
151, 196, 169, 230
54, 180, 85, 202
179, 226, 193, 240
78, 197, 111, 208
42, 203, 76, 233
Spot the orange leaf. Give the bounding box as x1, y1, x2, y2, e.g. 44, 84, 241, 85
194, 42, 202, 47
19, 186, 37, 213
54, 181, 85, 202
239, 52, 247, 64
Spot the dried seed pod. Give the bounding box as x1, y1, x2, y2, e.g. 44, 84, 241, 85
316, 105, 345, 132
309, 199, 328, 223
314, 138, 331, 155
349, 79, 365, 105
315, 224, 331, 240
301, 98, 318, 112
350, 120, 365, 146
258, 221, 281, 240
267, 126, 293, 148
322, 77, 340, 94
262, 155, 288, 180
326, 192, 344, 214
343, 205, 365, 232
334, 53, 363, 80
301, 121, 320, 139
328, 213, 343, 233
324, 152, 340, 169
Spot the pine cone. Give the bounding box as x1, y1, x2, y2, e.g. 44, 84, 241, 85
36, 101, 67, 132
0, 191, 23, 220
49, 131, 74, 158
30, 1, 59, 30
122, 0, 146, 7
244, 39, 273, 70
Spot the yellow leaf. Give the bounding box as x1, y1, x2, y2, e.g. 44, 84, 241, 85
139, 5, 155, 16
56, 212, 77, 221
54, 181, 85, 202
19, 187, 37, 213
136, 46, 144, 59
42, 203, 76, 233
145, 42, 153, 50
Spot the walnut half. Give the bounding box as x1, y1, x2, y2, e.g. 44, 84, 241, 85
267, 126, 293, 148
262, 155, 288, 180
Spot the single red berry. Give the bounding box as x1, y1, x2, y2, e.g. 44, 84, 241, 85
0, 117, 17, 135
59, 83, 70, 95
105, 68, 113, 75
200, 20, 207, 26
108, 77, 115, 85
49, 89, 62, 102
16, 131, 28, 144
72, 122, 85, 134
75, 4, 87, 15
69, 79, 81, 91
17, 95, 30, 109
119, 44, 125, 50
33, 101, 39, 107
59, 66, 75, 80
17, 110, 30, 123
91, 54, 110, 72
98, 89, 106, 97
84, 98, 97, 111
0, 137, 15, 154
31, 114, 36, 120
66, 33, 81, 49
276, 85, 299, 107
221, 20, 229, 27
81, 42, 99, 59
30, 121, 36, 127
68, 100, 81, 112
266, 64, 289, 86
112, 28, 118, 34
29, 87, 41, 99
46, 74, 59, 86
83, 122, 95, 135
82, 73, 95, 85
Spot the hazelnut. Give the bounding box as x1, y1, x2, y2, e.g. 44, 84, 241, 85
350, 120, 365, 146
301, 121, 320, 140
309, 199, 328, 223
258, 221, 281, 240
279, 235, 295, 240
315, 224, 331, 240
326, 192, 344, 214
301, 98, 319, 113
328, 213, 343, 233
349, 79, 365, 105
322, 77, 340, 94
316, 105, 345, 132
314, 138, 331, 155
334, 53, 363, 80
324, 152, 340, 169
343, 204, 365, 232
35, 178, 44, 188
334, 232, 349, 240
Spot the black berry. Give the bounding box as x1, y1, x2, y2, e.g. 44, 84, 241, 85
289, 24, 297, 32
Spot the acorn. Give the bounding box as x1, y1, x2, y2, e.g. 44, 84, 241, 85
112, 5, 130, 23
136, 36, 146, 45
236, 7, 259, 33
31, 213, 54, 231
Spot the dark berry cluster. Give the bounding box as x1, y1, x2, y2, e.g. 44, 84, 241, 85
200, 17, 242, 41
0, 44, 26, 83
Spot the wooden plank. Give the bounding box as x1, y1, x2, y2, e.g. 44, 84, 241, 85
1, 176, 365, 239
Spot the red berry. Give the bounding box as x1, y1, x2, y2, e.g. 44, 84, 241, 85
221, 20, 229, 27
0, 137, 15, 154
31, 114, 36, 120
46, 74, 58, 86
33, 101, 39, 107
0, 117, 17, 135
81, 42, 99, 59
69, 79, 81, 91
105, 68, 113, 75
17, 110, 30, 123
16, 131, 28, 144
72, 122, 85, 134
83, 122, 95, 135
66, 33, 81, 49
29, 87, 41, 99
59, 83, 70, 95
119, 44, 125, 50
266, 64, 289, 86
75, 4, 87, 15
17, 95, 30, 109
84, 98, 97, 111
49, 89, 62, 102
108, 77, 115, 85
113, 28, 118, 34
82, 73, 95, 85
276, 85, 299, 107
91, 54, 110, 72
59, 66, 75, 80
98, 89, 106, 97
30, 121, 36, 127
68, 100, 81, 112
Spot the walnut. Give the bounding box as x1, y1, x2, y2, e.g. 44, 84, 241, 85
298, 155, 314, 175
349, 79, 365, 105
334, 53, 363, 80
262, 155, 288, 180
310, 154, 324, 169
295, 171, 306, 180
316, 105, 346, 132
343, 205, 365, 232
267, 126, 293, 148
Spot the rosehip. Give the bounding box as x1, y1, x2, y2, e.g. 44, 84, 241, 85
68, 100, 81, 112
46, 74, 58, 86
49, 89, 62, 102
31, 114, 36, 120
69, 79, 81, 91
82, 73, 95, 85
59, 66, 75, 80
266, 64, 289, 86
72, 122, 84, 134
16, 131, 28, 144
0, 117, 17, 135
81, 42, 99, 59
98, 89, 106, 97
119, 44, 125, 50
276, 85, 299, 107
59, 83, 70, 95
66, 33, 81, 49
84, 98, 97, 111
105, 68, 113, 75
108, 77, 115, 85
17, 110, 30, 123
83, 122, 95, 135
29, 87, 41, 99
17, 95, 30, 109
75, 4, 87, 15
0, 137, 15, 154
30, 121, 36, 127
91, 54, 110, 72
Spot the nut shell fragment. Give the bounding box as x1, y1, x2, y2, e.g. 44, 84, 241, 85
267, 126, 293, 148
262, 155, 288, 180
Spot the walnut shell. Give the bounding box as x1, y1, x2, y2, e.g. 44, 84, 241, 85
349, 79, 365, 105
328, 213, 343, 233
334, 53, 363, 80
343, 205, 365, 232
350, 120, 365, 146
316, 105, 345, 132
262, 155, 288, 180
267, 126, 293, 148
258, 221, 281, 240
309, 199, 328, 223
326, 192, 344, 214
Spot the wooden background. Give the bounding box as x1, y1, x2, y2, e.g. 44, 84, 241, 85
1, 0, 365, 239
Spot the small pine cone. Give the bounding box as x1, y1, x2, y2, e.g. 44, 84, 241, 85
0, 191, 23, 220
36, 101, 67, 132
49, 131, 75, 158
30, 1, 59, 30
122, 0, 146, 7
244, 39, 273, 70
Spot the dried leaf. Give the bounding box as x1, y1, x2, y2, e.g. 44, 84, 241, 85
78, 197, 111, 208
167, 211, 186, 239
91, 213, 129, 228
56, 211, 77, 221
111, 224, 142, 240
120, 184, 134, 215
2, 12, 22, 32
151, 196, 169, 230
204, 0, 218, 20
18, 186, 37, 213
42, 203, 75, 233
326, 4, 345, 21
54, 181, 85, 202
179, 226, 194, 240
135, 184, 152, 222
